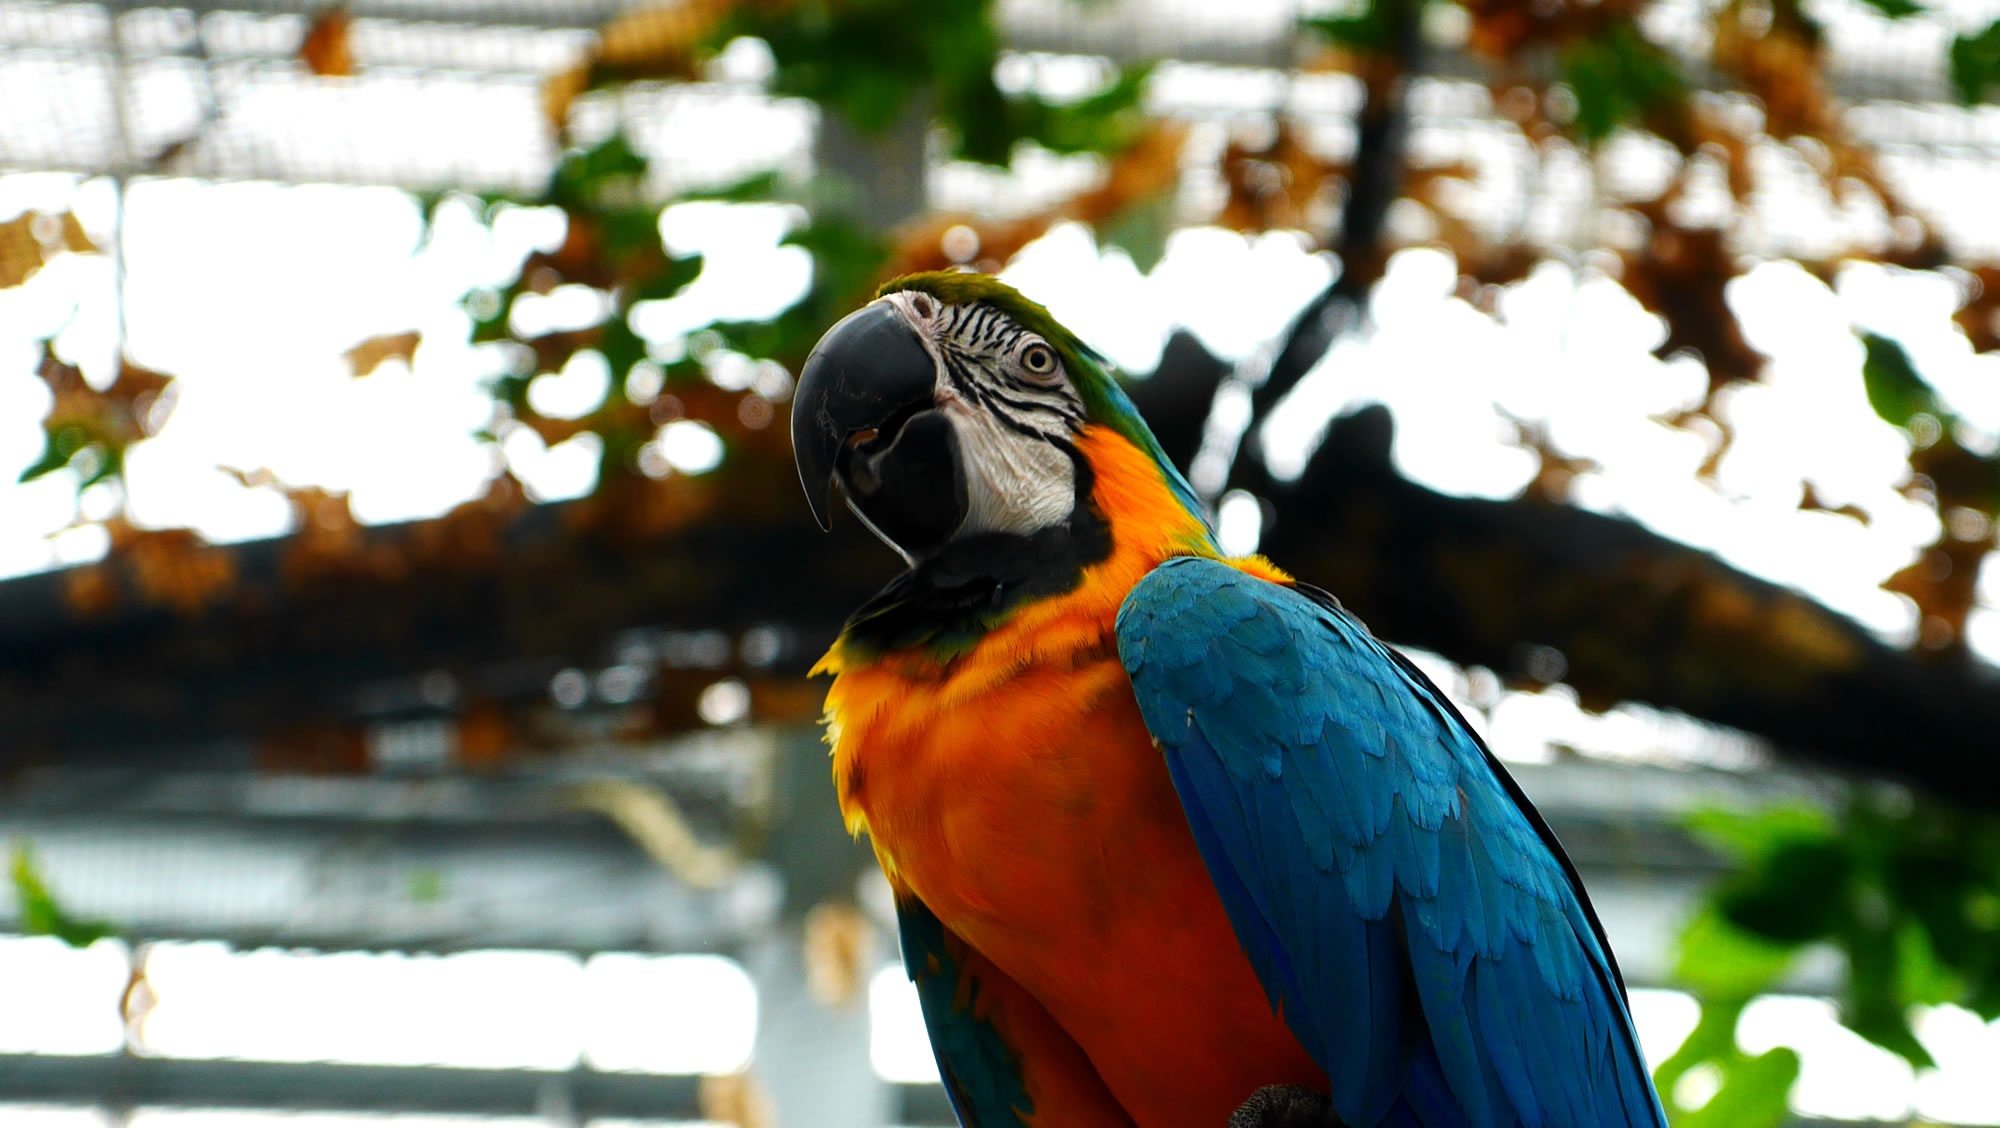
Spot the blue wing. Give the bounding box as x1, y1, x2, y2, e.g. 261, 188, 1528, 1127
897, 897, 1036, 1128
1116, 557, 1666, 1128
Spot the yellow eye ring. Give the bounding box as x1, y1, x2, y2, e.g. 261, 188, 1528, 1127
1021, 342, 1058, 377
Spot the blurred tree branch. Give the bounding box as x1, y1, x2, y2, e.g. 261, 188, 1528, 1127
7, 353, 2000, 808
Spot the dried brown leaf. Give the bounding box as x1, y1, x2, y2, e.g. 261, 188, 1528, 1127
344, 332, 421, 377
453, 701, 513, 770
0, 212, 42, 289
57, 213, 94, 254
220, 466, 278, 490
1621, 195, 1765, 397
300, 7, 354, 78
0, 211, 92, 289
543, 0, 757, 133
1885, 532, 1993, 655
101, 518, 238, 615
62, 565, 119, 617
257, 722, 370, 774
1507, 415, 1601, 504
1711, 10, 1833, 141
1217, 123, 1342, 237
882, 122, 1189, 280
699, 1072, 775, 1128
1955, 267, 2000, 354
802, 901, 873, 1008
280, 486, 407, 586
32, 351, 181, 482
1800, 483, 1870, 525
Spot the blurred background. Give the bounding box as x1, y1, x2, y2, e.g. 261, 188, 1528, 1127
3, 0, 2000, 1124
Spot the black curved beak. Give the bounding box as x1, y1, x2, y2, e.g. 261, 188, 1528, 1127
792, 302, 968, 558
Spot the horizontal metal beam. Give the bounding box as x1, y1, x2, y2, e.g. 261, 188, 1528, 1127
0, 1055, 1940, 1127
0, 1053, 964, 1124
94, 0, 626, 32
0, 1053, 700, 1117
0, 804, 776, 954
0, 751, 1840, 988
0, 0, 1967, 110
4, 744, 763, 828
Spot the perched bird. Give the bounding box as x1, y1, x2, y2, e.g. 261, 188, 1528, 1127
792, 272, 1667, 1128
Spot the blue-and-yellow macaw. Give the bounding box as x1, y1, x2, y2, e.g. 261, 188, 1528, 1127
792, 271, 1667, 1128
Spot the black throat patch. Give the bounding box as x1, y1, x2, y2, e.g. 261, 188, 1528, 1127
835, 446, 1112, 660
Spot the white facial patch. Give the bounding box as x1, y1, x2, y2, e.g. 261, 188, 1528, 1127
881, 290, 1084, 540
943, 399, 1078, 536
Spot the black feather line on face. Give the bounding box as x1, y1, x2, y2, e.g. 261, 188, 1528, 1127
935, 314, 1085, 440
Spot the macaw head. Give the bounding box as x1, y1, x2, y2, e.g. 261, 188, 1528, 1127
792, 271, 1207, 565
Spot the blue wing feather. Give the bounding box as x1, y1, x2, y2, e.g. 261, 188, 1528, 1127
1116, 557, 1667, 1128
896, 897, 1035, 1128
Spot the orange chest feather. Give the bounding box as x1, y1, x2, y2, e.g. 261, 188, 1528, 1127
826, 624, 1182, 925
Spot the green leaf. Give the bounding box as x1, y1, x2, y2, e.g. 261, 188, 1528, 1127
11, 844, 115, 948
840, 69, 923, 135
948, 70, 1018, 166
78, 443, 123, 490
1949, 20, 2000, 105
1854, 0, 1923, 17
679, 170, 786, 204
550, 132, 651, 211
1098, 192, 1175, 275
1003, 62, 1156, 160
632, 252, 704, 304
1653, 995, 1798, 1128
734, 0, 1149, 167
599, 207, 666, 261
1842, 914, 1936, 1067
1859, 331, 1940, 429
487, 372, 534, 414
1716, 838, 1850, 943
468, 285, 515, 344
1675, 905, 1800, 998
1303, 0, 1409, 54
1653, 996, 1742, 1095
17, 426, 88, 483
1679, 1047, 1801, 1128
1685, 803, 1835, 863
600, 315, 650, 383
734, 1, 970, 137
1560, 26, 1686, 144
1893, 916, 1964, 1010
413, 188, 529, 226
404, 868, 446, 903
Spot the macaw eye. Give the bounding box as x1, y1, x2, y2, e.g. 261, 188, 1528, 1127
1020, 342, 1058, 379
908, 293, 937, 321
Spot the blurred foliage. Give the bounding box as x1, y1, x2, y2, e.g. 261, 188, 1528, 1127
1858, 333, 2000, 653
19, 347, 176, 493
425, 0, 1174, 530
1560, 27, 1686, 144
1302, 0, 1417, 56
722, 0, 1153, 164
9, 0, 2000, 1118
11, 843, 114, 949
0, 208, 93, 288
1950, 20, 2000, 105
1659, 796, 2000, 1124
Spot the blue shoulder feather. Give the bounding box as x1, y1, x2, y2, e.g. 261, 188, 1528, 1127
1116, 557, 1666, 1128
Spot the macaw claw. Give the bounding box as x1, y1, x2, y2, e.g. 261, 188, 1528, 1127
1226, 1084, 1343, 1128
